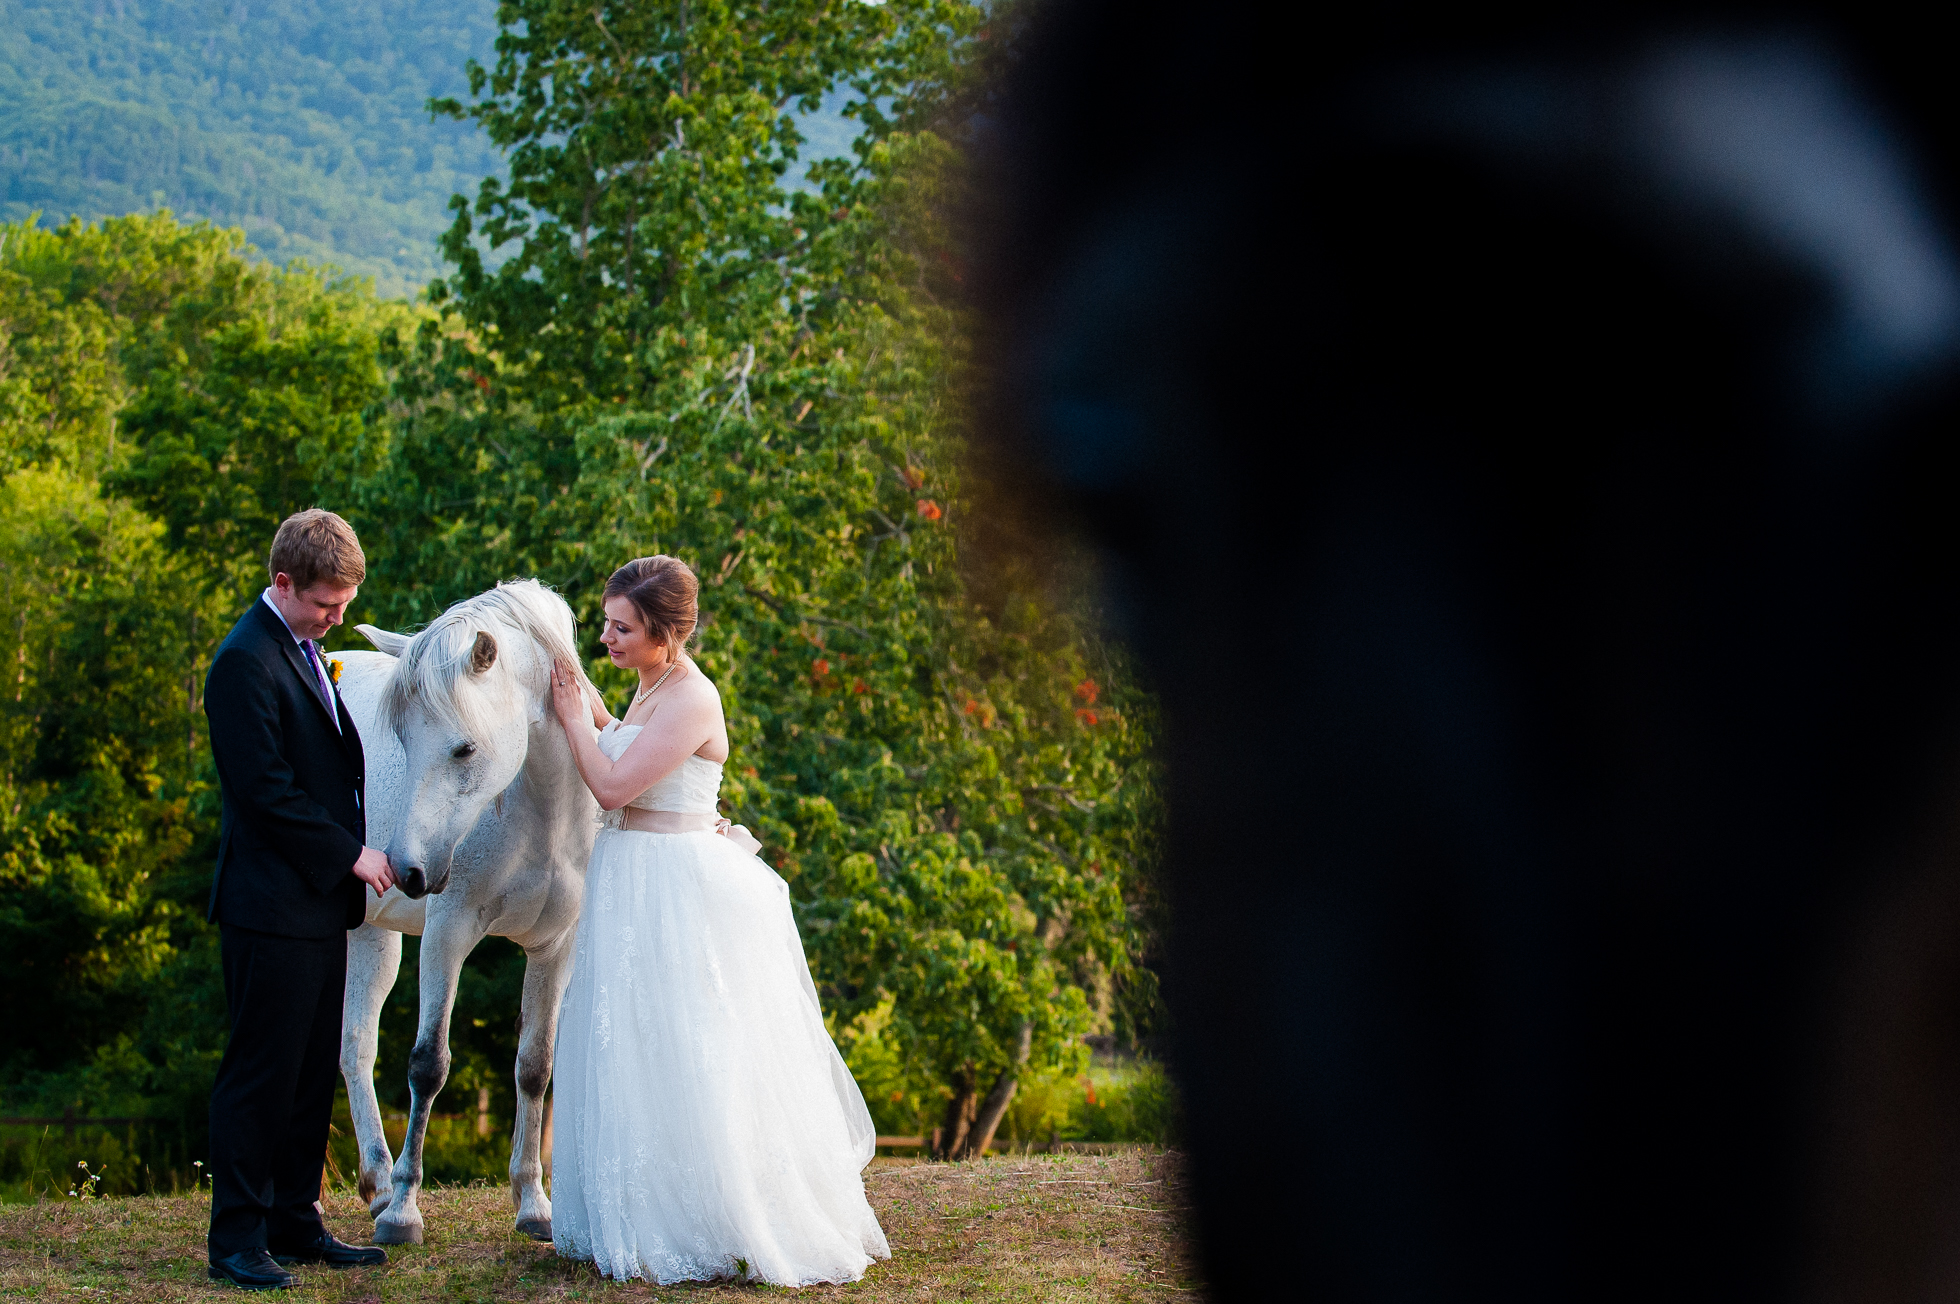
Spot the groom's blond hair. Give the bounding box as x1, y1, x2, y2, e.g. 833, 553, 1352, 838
268, 509, 366, 591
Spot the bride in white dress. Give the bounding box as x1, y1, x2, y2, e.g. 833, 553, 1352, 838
544, 555, 889, 1286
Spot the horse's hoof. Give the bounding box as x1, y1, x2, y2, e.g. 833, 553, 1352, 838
516, 1217, 552, 1242
373, 1219, 424, 1245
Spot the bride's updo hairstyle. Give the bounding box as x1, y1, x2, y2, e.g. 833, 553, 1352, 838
603, 555, 698, 663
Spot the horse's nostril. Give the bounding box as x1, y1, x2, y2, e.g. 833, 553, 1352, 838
397, 866, 429, 900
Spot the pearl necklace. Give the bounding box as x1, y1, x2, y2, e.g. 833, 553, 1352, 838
631, 659, 680, 708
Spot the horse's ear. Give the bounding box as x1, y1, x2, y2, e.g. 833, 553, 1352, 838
356, 624, 411, 657
471, 630, 498, 673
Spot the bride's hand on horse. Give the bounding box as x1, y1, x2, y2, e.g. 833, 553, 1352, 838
549, 660, 589, 731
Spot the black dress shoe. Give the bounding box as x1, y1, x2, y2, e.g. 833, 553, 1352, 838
268, 1232, 388, 1268
207, 1248, 297, 1290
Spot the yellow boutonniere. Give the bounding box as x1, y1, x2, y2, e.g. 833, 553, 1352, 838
327, 658, 343, 685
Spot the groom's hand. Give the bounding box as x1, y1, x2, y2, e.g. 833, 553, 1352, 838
351, 845, 396, 896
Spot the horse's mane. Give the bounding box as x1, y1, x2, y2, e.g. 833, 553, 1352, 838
383, 579, 595, 740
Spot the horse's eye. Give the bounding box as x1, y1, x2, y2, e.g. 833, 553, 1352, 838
452, 742, 477, 759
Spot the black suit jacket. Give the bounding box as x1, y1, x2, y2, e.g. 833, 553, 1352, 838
204, 599, 367, 937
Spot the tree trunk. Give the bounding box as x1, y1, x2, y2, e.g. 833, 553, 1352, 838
959, 1021, 1034, 1160
936, 1070, 977, 1160
962, 1073, 1019, 1159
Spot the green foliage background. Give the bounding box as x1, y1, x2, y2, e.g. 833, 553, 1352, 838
1, 0, 1166, 1190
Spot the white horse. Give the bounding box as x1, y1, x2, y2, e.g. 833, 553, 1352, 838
332, 580, 599, 1245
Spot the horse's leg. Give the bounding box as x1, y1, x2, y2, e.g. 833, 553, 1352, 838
373, 912, 485, 1246
340, 923, 404, 1217
510, 930, 577, 1241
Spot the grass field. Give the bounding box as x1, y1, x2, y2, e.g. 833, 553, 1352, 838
0, 1151, 1199, 1301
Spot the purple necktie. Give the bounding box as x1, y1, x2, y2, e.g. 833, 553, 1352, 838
302, 639, 341, 732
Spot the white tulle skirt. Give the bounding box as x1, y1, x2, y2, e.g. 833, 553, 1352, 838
550, 828, 889, 1286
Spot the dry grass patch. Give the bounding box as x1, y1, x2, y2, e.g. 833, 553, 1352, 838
0, 1150, 1198, 1301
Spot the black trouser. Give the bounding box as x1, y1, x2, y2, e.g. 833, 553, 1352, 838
207, 923, 346, 1257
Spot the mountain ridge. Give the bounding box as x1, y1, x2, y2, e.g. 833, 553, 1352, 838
1, 0, 502, 298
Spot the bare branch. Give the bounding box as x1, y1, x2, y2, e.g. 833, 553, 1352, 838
715, 343, 756, 430
629, 435, 667, 475
1025, 784, 1096, 812
741, 587, 873, 639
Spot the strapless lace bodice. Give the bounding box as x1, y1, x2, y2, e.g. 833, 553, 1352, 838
596, 721, 723, 818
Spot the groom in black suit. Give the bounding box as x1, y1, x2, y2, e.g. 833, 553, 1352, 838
202, 509, 394, 1290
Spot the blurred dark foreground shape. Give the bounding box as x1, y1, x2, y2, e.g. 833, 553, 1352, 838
971, 3, 1960, 1298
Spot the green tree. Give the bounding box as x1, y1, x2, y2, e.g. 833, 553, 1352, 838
1, 212, 404, 1133
0, 466, 227, 1106
371, 0, 1160, 1157
108, 257, 405, 602
0, 246, 118, 478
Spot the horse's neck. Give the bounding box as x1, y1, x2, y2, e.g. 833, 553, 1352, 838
476, 641, 595, 838
496, 641, 589, 804
512, 707, 597, 816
